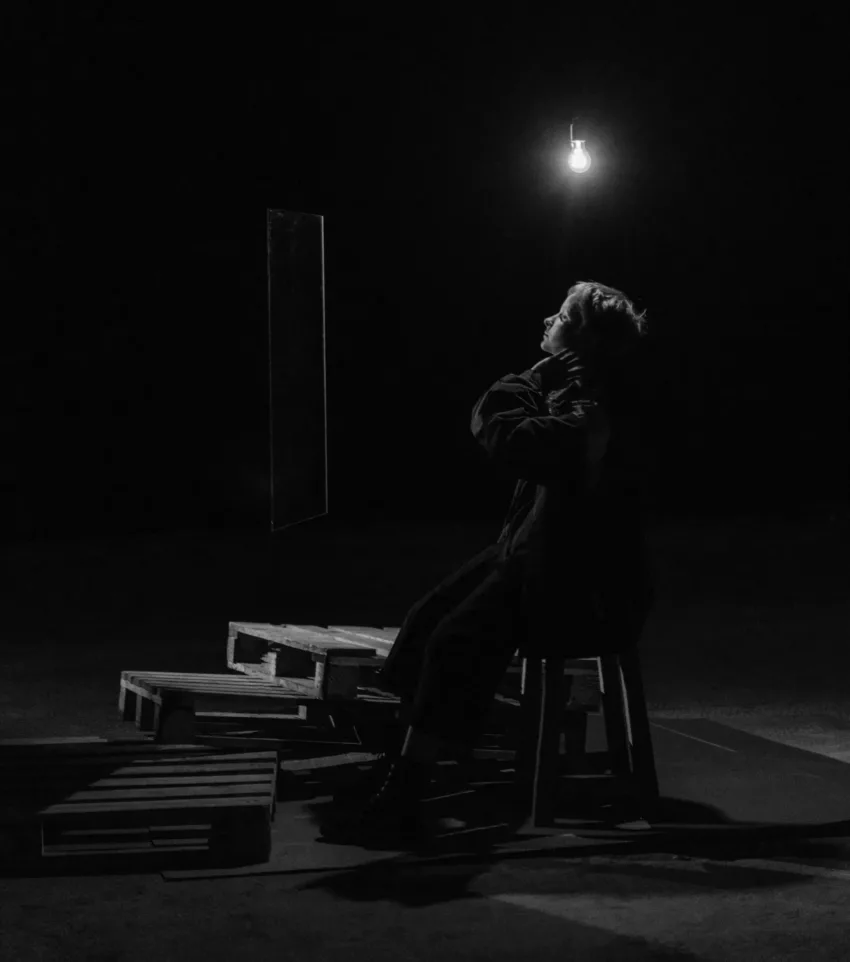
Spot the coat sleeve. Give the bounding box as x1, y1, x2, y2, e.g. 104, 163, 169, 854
470, 368, 595, 486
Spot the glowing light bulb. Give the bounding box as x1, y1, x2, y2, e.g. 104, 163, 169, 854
567, 139, 591, 173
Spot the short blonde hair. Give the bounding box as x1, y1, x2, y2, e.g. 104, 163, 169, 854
564, 280, 648, 362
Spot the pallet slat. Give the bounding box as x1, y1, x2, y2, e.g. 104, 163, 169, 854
328, 626, 399, 645
282, 625, 380, 655
280, 751, 378, 771
121, 672, 317, 697
122, 684, 316, 709
193, 694, 316, 714
43, 841, 209, 856
0, 736, 113, 746
76, 773, 274, 789
1, 751, 276, 768
58, 824, 212, 837
194, 709, 309, 720
0, 740, 204, 754
327, 627, 397, 654
42, 793, 275, 816
46, 783, 274, 807
4, 767, 278, 783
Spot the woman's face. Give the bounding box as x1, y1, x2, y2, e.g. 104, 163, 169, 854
540, 292, 577, 355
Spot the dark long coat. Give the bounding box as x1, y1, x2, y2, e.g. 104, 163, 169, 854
469, 354, 655, 656
380, 352, 655, 699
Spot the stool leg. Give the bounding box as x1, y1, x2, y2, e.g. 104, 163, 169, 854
598, 655, 632, 787
514, 656, 542, 815
534, 656, 567, 826
516, 656, 567, 828
617, 648, 660, 810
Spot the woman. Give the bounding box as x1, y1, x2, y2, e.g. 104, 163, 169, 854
321, 280, 654, 847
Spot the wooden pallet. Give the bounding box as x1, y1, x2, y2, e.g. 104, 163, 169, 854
0, 738, 278, 863
227, 622, 395, 696
119, 670, 399, 744
120, 671, 316, 742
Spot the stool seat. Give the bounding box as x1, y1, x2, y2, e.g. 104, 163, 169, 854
513, 646, 659, 828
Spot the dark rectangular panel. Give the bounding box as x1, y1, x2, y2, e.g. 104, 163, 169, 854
266, 210, 328, 531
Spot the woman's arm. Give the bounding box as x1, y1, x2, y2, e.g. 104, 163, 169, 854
470, 362, 605, 486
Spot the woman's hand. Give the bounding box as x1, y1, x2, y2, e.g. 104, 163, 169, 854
529, 348, 583, 394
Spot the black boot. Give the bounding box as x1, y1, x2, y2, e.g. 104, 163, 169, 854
332, 751, 397, 809
332, 717, 408, 808
320, 755, 436, 848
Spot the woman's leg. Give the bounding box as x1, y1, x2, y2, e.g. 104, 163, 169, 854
401, 561, 525, 760
322, 562, 524, 842
378, 542, 503, 701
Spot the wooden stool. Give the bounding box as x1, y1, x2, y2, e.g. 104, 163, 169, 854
514, 647, 659, 827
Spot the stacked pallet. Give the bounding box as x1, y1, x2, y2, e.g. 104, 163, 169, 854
0, 737, 278, 865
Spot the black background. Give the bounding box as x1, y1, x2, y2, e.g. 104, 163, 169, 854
4, 8, 846, 542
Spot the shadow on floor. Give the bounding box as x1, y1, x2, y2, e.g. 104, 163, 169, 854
293, 831, 850, 910
4, 739, 850, 888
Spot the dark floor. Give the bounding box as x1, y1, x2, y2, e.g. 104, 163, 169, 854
4, 505, 849, 715
1, 506, 850, 961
